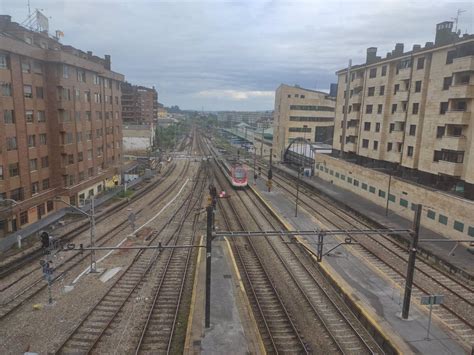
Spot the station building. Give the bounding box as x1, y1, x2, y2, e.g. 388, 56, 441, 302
272, 84, 336, 162
333, 21, 474, 200
0, 15, 124, 238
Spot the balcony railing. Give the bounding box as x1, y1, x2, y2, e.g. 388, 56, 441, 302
452, 55, 474, 73
444, 110, 471, 125
448, 84, 474, 99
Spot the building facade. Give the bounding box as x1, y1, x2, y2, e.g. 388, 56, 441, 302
333, 22, 474, 199
272, 84, 335, 161
0, 15, 124, 238
121, 83, 158, 125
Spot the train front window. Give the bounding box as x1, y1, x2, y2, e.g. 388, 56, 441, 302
234, 169, 246, 179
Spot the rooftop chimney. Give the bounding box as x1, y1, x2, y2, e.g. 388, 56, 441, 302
435, 21, 454, 46
425, 42, 434, 48
393, 43, 404, 56
104, 54, 111, 70
386, 52, 392, 58
412, 44, 421, 51
366, 47, 378, 64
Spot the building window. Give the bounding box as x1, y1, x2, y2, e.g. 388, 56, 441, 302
377, 104, 383, 114
453, 221, 464, 232
468, 226, 474, 238
39, 133, 47, 145
427, 210, 436, 219
47, 200, 54, 212
407, 146, 414, 157
62, 64, 69, 78
388, 194, 396, 202
402, 102, 407, 112
446, 50, 456, 64
381, 65, 387, 76
23, 85, 33, 98
20, 211, 28, 225
36, 86, 44, 99
78, 151, 84, 162
0, 54, 8, 69
42, 179, 50, 190
373, 141, 378, 150
387, 142, 393, 151
9, 163, 19, 177
378, 190, 386, 198
369, 186, 376, 193
389, 123, 395, 132
379, 85, 385, 96
438, 214, 448, 225
442, 77, 452, 90
412, 103, 419, 115
366, 105, 373, 114
375, 122, 380, 132
409, 125, 416, 136
368, 87, 375, 96
364, 122, 371, 131
391, 104, 397, 114
369, 68, 377, 78
21, 59, 31, 73
4, 110, 15, 123
394, 84, 399, 94
7, 137, 17, 151
415, 80, 422, 93
417, 57, 425, 70
25, 110, 34, 123
33, 61, 43, 74
77, 69, 86, 82
28, 134, 36, 147
41, 156, 49, 168
1, 82, 12, 96
362, 183, 368, 190
84, 91, 91, 102
400, 198, 408, 207
37, 111, 46, 122
0, 165, 3, 180
362, 139, 369, 148
439, 102, 448, 115
29, 158, 38, 171
31, 181, 39, 194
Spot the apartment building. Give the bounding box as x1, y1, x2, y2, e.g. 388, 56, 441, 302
333, 22, 474, 199
121, 83, 158, 125
272, 84, 335, 161
0, 15, 124, 238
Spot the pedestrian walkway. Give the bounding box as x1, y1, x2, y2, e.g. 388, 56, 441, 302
251, 177, 468, 354
275, 163, 474, 275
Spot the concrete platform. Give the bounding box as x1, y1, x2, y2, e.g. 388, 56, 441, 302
250, 177, 469, 354
275, 163, 474, 275
184, 236, 263, 354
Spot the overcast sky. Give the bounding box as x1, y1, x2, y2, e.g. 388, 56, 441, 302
1, 0, 473, 110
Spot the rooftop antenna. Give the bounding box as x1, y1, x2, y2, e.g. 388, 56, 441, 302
452, 9, 466, 33
27, 0, 31, 17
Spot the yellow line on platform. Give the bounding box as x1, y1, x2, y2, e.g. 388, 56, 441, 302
224, 237, 266, 355
249, 184, 407, 355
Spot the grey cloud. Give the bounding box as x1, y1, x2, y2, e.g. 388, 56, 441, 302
2, 0, 472, 110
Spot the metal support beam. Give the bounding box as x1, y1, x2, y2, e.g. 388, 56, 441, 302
205, 205, 213, 328
214, 229, 410, 238
402, 203, 422, 319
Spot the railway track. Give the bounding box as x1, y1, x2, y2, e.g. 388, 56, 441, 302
0, 160, 191, 321
211, 168, 309, 353
0, 161, 179, 281
258, 163, 474, 347
241, 188, 383, 354
55, 163, 205, 354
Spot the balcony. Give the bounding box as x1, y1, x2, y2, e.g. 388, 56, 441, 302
349, 93, 362, 104
390, 130, 404, 141
436, 135, 468, 151
444, 110, 471, 125
344, 142, 357, 152
436, 160, 464, 177
452, 56, 474, 73
394, 90, 409, 101
448, 84, 474, 99
351, 77, 364, 88
59, 143, 74, 154
397, 67, 411, 80
58, 121, 73, 132
346, 126, 359, 136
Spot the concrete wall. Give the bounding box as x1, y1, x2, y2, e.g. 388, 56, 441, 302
315, 154, 474, 241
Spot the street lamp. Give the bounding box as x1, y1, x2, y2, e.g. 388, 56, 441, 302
55, 197, 98, 273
